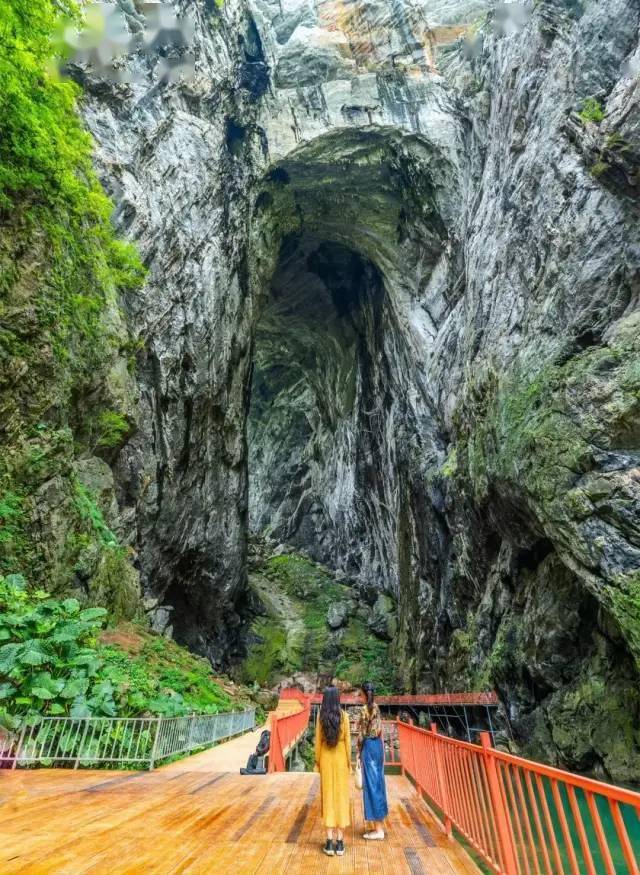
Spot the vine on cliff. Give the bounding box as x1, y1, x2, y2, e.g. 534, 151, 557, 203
0, 1, 145, 598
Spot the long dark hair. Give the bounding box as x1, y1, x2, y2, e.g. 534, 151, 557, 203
361, 681, 375, 710
319, 685, 342, 747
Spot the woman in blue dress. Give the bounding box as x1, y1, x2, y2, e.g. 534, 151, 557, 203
356, 681, 388, 839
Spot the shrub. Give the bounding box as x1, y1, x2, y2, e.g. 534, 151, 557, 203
92, 410, 130, 449
0, 578, 247, 731
579, 98, 604, 124
0, 575, 113, 729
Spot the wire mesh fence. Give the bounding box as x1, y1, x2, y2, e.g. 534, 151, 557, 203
3, 709, 255, 771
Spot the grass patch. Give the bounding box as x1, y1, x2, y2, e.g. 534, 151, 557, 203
579, 97, 604, 124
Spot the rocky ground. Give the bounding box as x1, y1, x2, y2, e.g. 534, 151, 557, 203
238, 539, 396, 692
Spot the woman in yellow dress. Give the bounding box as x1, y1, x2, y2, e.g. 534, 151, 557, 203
314, 685, 351, 857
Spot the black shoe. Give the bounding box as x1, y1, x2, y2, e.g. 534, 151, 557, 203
335, 839, 345, 856
323, 840, 334, 856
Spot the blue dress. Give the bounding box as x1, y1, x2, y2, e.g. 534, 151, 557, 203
361, 735, 389, 821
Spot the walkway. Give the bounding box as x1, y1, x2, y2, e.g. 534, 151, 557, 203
162, 698, 302, 774
161, 724, 265, 774
0, 770, 478, 873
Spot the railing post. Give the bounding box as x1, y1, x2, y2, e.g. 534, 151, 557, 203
74, 719, 90, 770
149, 717, 161, 770
11, 724, 27, 770
430, 723, 453, 837
268, 714, 278, 773
480, 731, 518, 875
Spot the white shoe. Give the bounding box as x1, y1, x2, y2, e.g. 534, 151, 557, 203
363, 830, 385, 840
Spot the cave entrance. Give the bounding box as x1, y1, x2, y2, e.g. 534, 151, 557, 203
248, 233, 387, 573
245, 126, 452, 590
238, 127, 454, 686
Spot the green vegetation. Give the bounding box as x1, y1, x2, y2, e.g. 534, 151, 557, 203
590, 160, 609, 178
456, 317, 640, 517
240, 552, 396, 693
0, 575, 250, 732
335, 625, 395, 694
0, 0, 144, 369
0, 491, 28, 572
448, 313, 640, 665
604, 132, 629, 152
0, 0, 145, 606
610, 571, 640, 671
91, 410, 130, 450
440, 446, 458, 478
579, 97, 605, 124
242, 617, 290, 687
72, 480, 119, 548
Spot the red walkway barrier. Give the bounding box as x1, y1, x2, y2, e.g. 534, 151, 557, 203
309, 692, 499, 706
268, 692, 311, 773
398, 721, 640, 875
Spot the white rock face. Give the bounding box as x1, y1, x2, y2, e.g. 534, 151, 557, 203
80, 0, 640, 779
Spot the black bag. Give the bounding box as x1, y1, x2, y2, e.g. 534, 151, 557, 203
256, 730, 270, 755
239, 729, 271, 775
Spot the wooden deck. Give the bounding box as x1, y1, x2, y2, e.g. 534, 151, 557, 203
0, 770, 479, 873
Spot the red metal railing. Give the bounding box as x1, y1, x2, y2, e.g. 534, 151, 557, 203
309, 692, 499, 706
398, 721, 640, 874
278, 688, 309, 701
268, 693, 311, 773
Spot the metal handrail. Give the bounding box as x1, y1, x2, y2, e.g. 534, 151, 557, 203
398, 720, 640, 875
268, 697, 311, 772
309, 692, 500, 706
4, 709, 255, 770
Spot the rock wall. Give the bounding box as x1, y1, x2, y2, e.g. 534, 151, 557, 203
72, 0, 640, 779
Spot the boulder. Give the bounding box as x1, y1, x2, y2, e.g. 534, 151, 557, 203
327, 601, 350, 630
368, 593, 397, 641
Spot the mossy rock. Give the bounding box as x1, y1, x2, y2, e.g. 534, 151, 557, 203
88, 548, 141, 622
240, 549, 397, 691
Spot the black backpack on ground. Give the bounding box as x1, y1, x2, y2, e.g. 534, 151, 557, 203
240, 729, 271, 775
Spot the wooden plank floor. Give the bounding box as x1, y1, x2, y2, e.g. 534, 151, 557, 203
0, 770, 479, 874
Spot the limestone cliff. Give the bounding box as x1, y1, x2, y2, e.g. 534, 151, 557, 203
3, 0, 639, 782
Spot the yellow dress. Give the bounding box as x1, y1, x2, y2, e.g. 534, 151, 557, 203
314, 711, 351, 828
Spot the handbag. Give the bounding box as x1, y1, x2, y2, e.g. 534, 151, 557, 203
354, 756, 363, 790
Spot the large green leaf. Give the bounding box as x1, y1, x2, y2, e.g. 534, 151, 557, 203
79, 607, 108, 622
60, 677, 89, 699
70, 701, 91, 719
4, 574, 26, 590
0, 682, 15, 699
31, 672, 65, 694
51, 626, 82, 644
18, 643, 49, 666
48, 703, 66, 715
92, 680, 114, 698
62, 598, 80, 614
0, 643, 20, 673
31, 687, 56, 699
1, 613, 27, 628
71, 653, 102, 670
